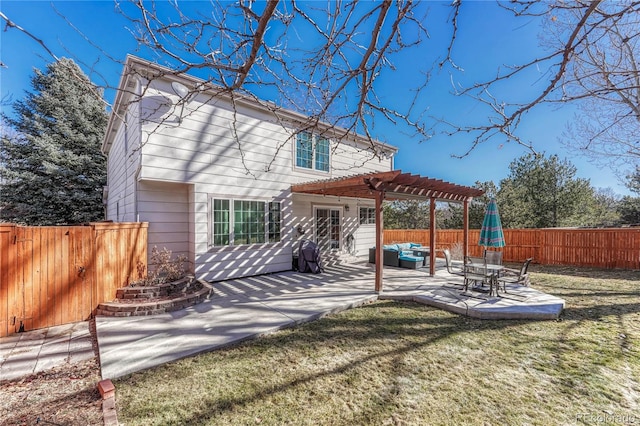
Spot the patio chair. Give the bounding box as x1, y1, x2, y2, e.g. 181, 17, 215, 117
484, 250, 503, 266
463, 257, 491, 293
466, 256, 486, 274
443, 249, 464, 276
484, 250, 504, 280
497, 258, 533, 292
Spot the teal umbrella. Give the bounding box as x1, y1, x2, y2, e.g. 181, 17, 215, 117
478, 198, 505, 247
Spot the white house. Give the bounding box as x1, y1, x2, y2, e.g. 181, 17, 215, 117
102, 56, 400, 282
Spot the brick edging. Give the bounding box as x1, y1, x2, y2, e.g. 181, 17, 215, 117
98, 379, 118, 426
96, 280, 214, 317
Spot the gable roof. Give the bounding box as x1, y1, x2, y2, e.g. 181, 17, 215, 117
102, 55, 398, 156
291, 170, 483, 202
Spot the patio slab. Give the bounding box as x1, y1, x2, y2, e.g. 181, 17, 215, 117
95, 260, 564, 380
380, 264, 565, 320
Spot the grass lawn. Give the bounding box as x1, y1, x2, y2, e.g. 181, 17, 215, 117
115, 265, 640, 425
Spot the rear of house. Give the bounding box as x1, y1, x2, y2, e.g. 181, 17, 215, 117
102, 56, 397, 281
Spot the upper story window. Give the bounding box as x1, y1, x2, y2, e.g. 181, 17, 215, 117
295, 132, 330, 172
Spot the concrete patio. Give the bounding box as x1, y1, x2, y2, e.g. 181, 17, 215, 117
378, 259, 564, 320
95, 259, 564, 380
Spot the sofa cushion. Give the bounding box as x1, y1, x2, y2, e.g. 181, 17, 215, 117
399, 254, 424, 262
396, 243, 412, 251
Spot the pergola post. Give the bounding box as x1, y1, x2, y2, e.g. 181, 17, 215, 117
374, 190, 384, 293
429, 197, 436, 276
463, 199, 469, 259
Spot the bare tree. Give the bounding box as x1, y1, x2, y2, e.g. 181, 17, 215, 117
444, 0, 639, 176
2, 1, 638, 177
558, 1, 640, 176
113, 0, 431, 158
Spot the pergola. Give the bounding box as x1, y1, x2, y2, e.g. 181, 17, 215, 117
291, 170, 484, 292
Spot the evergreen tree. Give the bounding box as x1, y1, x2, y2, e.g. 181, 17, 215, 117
578, 188, 621, 228
0, 58, 107, 225
617, 197, 640, 225
383, 200, 431, 230
617, 168, 640, 225
440, 181, 497, 229
496, 153, 593, 228
626, 167, 640, 195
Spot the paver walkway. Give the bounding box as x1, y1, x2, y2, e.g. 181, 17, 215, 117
0, 322, 94, 382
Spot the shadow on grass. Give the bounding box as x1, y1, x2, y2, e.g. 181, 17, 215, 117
117, 269, 640, 425
561, 301, 640, 320
117, 301, 543, 424
529, 264, 640, 281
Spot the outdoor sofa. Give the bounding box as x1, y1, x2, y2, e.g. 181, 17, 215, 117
368, 243, 427, 269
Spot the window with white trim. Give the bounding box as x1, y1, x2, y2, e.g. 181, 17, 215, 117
359, 207, 376, 225
295, 132, 330, 172
211, 199, 281, 246
234, 200, 265, 245
268, 201, 281, 243
212, 199, 230, 245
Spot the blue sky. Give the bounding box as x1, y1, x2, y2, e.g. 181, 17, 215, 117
0, 0, 631, 195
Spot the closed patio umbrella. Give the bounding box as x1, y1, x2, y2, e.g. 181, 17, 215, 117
478, 198, 505, 248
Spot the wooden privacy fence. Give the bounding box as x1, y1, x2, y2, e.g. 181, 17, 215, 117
0, 222, 148, 337
385, 228, 640, 270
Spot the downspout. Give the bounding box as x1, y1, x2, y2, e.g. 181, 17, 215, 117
134, 162, 141, 222
133, 77, 143, 222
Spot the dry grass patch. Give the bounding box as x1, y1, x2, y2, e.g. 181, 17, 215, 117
115, 265, 640, 425
0, 358, 103, 425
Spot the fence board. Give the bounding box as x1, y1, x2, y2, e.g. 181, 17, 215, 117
43, 227, 55, 330
0, 225, 14, 336
18, 227, 31, 332
32, 227, 44, 331
9, 227, 21, 334
0, 222, 148, 337
385, 228, 640, 269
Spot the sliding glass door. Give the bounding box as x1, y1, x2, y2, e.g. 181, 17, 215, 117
315, 207, 341, 251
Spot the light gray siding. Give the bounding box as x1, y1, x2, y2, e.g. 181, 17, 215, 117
137, 79, 392, 188
104, 63, 394, 282
137, 180, 191, 265
105, 104, 141, 222
290, 194, 377, 258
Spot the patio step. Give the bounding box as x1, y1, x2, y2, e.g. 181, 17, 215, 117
96, 279, 214, 317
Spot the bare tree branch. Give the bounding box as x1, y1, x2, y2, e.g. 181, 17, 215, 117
0, 10, 120, 114
0, 11, 59, 62
439, 0, 639, 176
4, 0, 638, 178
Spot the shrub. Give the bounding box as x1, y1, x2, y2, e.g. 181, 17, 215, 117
132, 246, 188, 286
